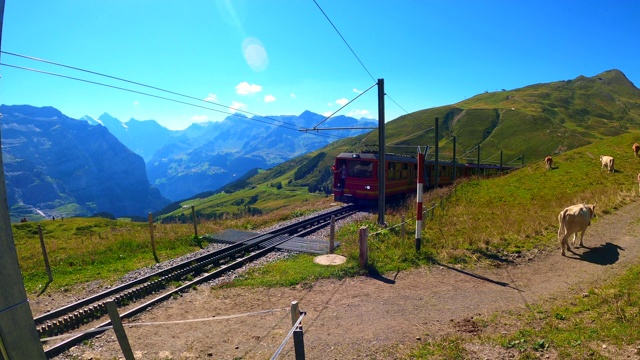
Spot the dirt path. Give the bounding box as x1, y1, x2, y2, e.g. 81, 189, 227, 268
58, 200, 640, 359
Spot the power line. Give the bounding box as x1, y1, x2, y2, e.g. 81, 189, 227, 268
1, 61, 376, 141
1, 62, 314, 131
0, 51, 332, 135
307, 82, 377, 130
312, 0, 376, 83
311, 2, 426, 126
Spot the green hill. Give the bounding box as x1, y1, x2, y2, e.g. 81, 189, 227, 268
158, 69, 640, 219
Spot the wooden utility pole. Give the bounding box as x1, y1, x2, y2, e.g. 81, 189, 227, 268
0, 1, 48, 357
377, 78, 386, 225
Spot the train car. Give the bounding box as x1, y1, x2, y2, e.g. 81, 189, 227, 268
333, 152, 417, 204
333, 152, 514, 204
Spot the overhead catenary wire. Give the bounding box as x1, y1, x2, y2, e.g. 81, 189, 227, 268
313, 0, 423, 132
307, 82, 378, 131
0, 63, 304, 132
0, 51, 351, 140
312, 0, 376, 83
0, 62, 360, 141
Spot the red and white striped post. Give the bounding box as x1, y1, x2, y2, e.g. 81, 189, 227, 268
416, 150, 425, 252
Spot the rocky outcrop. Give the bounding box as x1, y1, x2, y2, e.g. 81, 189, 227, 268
1, 105, 170, 220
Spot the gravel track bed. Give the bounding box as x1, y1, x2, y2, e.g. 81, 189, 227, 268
33, 206, 372, 319
116, 205, 371, 288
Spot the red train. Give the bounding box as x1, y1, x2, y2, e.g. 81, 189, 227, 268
332, 152, 510, 204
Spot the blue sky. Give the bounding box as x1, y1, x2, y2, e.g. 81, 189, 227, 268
1, 1, 638, 130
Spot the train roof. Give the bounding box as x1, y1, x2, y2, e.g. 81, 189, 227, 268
336, 153, 516, 170
336, 152, 417, 163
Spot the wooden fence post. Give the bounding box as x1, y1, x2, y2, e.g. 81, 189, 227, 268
105, 300, 135, 360
290, 301, 305, 359
329, 216, 335, 254
358, 227, 368, 268
148, 213, 159, 263
290, 301, 300, 326
191, 206, 200, 246
38, 224, 53, 283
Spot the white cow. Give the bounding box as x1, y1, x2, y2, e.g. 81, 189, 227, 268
557, 203, 596, 256
600, 155, 614, 172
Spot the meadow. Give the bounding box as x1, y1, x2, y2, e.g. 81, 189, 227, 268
12, 131, 640, 358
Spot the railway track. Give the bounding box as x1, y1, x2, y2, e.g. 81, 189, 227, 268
40, 205, 358, 358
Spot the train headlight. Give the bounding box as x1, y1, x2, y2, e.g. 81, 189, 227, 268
365, 185, 371, 190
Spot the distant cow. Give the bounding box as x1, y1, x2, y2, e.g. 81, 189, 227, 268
544, 156, 553, 170
633, 143, 640, 158
558, 203, 596, 256
600, 155, 614, 172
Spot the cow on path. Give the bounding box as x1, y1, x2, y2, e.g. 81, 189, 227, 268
600, 155, 614, 172
544, 156, 553, 170
558, 203, 596, 256
633, 143, 640, 158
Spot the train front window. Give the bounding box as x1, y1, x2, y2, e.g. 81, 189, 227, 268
348, 161, 373, 178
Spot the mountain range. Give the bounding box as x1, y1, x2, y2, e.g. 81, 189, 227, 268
3, 69, 638, 222
0, 105, 375, 221
82, 111, 376, 201
168, 69, 640, 221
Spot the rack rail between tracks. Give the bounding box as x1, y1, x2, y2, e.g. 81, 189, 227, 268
40, 205, 357, 358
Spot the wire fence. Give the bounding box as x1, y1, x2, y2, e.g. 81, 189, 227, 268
41, 303, 308, 359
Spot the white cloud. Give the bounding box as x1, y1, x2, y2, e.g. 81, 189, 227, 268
347, 109, 373, 118
204, 93, 218, 102
229, 101, 247, 112
353, 88, 363, 94
191, 115, 209, 122
290, 93, 296, 98
236, 82, 262, 95
264, 95, 276, 103
335, 98, 349, 106
323, 111, 333, 117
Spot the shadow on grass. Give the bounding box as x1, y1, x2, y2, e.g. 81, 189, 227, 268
37, 280, 52, 296
472, 249, 514, 265
568, 242, 623, 265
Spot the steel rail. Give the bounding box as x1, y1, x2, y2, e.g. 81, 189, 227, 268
42, 205, 357, 357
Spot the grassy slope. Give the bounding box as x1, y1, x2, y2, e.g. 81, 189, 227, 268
233, 131, 640, 286
157, 70, 640, 221
12, 132, 640, 357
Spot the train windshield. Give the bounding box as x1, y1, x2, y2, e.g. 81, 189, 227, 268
348, 161, 373, 178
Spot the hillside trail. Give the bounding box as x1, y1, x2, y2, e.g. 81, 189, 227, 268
56, 199, 640, 360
